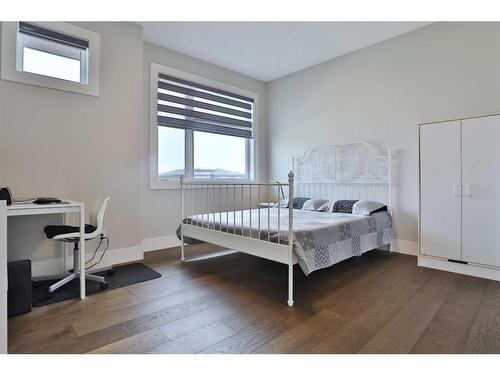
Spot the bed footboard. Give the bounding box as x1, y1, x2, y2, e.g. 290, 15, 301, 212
180, 172, 296, 306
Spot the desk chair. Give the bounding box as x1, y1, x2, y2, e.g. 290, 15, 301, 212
43, 197, 111, 297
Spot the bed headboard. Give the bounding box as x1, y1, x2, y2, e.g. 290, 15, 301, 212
293, 141, 394, 211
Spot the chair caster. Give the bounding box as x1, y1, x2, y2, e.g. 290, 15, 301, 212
107, 269, 115, 276
100, 282, 109, 290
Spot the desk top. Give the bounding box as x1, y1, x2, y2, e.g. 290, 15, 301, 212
6, 200, 82, 216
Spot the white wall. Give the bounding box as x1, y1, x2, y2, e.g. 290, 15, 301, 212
6, 21, 496, 265
0, 22, 143, 274
141, 42, 268, 248
267, 22, 500, 244
0, 24, 269, 273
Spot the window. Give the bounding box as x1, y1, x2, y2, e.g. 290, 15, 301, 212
193, 132, 247, 179
16, 22, 89, 84
150, 63, 258, 188
22, 47, 82, 83
158, 127, 185, 177
1, 22, 100, 96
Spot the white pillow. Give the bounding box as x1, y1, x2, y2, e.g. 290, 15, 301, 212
273, 199, 288, 208
352, 200, 387, 216
302, 198, 329, 211
317, 200, 335, 212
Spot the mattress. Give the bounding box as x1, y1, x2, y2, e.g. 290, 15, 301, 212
178, 208, 393, 275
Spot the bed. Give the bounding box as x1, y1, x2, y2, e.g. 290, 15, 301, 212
180, 209, 392, 276
178, 141, 394, 306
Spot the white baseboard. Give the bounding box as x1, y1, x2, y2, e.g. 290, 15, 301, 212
419, 255, 500, 282
391, 239, 418, 256
31, 245, 144, 277
142, 235, 181, 253
32, 235, 183, 276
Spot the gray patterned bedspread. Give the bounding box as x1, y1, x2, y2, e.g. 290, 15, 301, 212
177, 208, 393, 275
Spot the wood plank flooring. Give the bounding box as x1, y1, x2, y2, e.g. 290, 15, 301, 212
8, 244, 500, 354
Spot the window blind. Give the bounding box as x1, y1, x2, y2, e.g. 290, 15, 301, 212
157, 73, 254, 139
18, 22, 89, 49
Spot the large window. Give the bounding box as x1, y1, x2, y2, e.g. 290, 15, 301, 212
1, 22, 100, 96
151, 64, 257, 188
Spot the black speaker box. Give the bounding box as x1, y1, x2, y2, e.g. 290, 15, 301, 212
7, 260, 32, 317
0, 187, 12, 205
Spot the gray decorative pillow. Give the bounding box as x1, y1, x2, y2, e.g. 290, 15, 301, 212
292, 197, 312, 209
302, 198, 329, 211
273, 197, 312, 209
332, 200, 359, 213
352, 200, 387, 215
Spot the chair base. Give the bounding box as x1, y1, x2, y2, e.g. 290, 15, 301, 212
45, 243, 108, 296
48, 272, 108, 294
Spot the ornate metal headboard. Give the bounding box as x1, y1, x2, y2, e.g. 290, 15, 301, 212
293, 141, 393, 211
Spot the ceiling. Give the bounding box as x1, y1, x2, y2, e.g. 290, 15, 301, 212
140, 22, 430, 82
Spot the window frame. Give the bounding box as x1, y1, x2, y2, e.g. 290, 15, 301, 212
1, 22, 100, 96
150, 63, 259, 190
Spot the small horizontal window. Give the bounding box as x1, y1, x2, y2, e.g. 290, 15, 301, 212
16, 22, 89, 84
22, 47, 82, 83
1, 22, 100, 96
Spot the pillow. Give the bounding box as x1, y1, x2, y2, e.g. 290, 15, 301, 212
332, 200, 359, 214
302, 198, 329, 211
292, 197, 312, 209
273, 197, 312, 209
352, 200, 387, 215
317, 200, 335, 212
273, 199, 288, 208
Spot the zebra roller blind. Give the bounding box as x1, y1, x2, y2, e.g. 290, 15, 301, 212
18, 22, 89, 49
157, 73, 254, 139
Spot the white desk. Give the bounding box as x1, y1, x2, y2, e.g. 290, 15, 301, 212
0, 200, 86, 354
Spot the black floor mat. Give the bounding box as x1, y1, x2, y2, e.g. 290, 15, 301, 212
32, 263, 161, 307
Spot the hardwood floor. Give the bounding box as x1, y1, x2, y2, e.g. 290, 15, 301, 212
8, 244, 500, 354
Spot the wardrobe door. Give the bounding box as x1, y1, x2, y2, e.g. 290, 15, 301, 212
462, 115, 500, 266
420, 121, 462, 260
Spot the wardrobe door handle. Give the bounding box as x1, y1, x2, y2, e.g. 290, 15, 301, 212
464, 184, 474, 197
453, 184, 462, 197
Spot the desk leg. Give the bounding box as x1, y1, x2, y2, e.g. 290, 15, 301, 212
79, 204, 86, 300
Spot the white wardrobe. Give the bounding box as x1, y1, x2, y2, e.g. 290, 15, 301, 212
419, 113, 500, 280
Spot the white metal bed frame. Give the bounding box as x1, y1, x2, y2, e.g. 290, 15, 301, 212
179, 141, 393, 306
